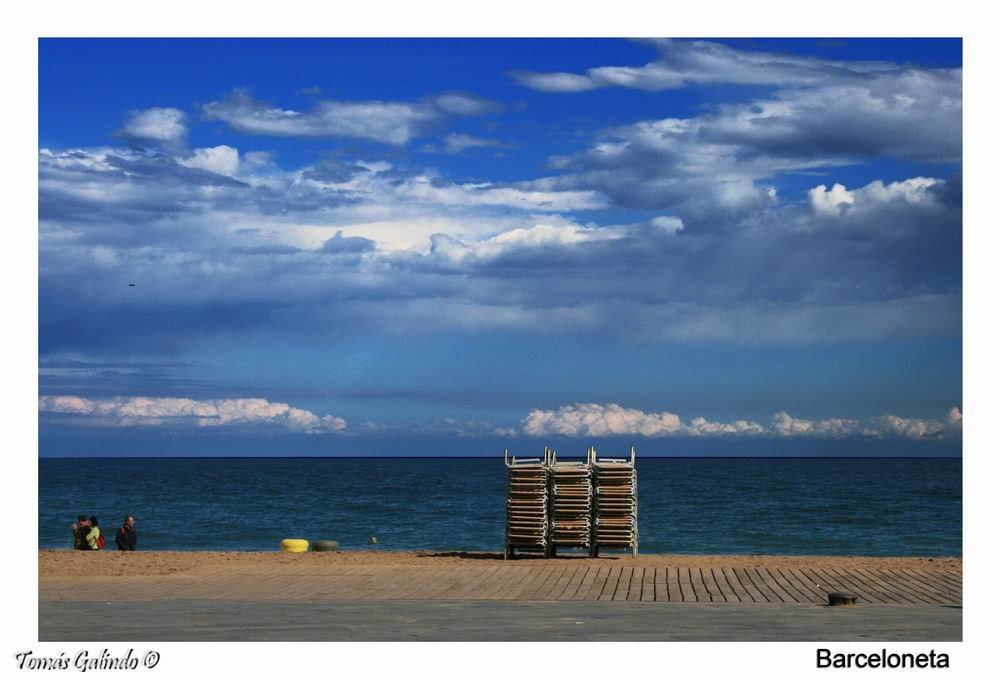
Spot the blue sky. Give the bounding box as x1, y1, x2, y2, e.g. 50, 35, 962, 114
38, 38, 962, 456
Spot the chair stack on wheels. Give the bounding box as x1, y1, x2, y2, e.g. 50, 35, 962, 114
591, 446, 639, 557
548, 451, 592, 553
503, 448, 550, 559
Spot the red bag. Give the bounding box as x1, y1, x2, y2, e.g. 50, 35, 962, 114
96, 532, 105, 550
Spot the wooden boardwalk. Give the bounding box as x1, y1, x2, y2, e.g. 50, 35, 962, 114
41, 562, 962, 606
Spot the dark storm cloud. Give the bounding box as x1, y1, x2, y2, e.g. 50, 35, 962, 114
38, 140, 961, 354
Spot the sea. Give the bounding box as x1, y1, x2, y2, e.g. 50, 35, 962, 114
38, 457, 961, 556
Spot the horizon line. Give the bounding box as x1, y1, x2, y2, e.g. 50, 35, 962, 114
38, 454, 963, 460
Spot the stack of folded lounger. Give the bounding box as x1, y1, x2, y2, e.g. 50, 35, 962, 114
548, 450, 592, 553
503, 447, 551, 559
591, 446, 639, 557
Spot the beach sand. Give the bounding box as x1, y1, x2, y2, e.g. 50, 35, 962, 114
39, 548, 960, 578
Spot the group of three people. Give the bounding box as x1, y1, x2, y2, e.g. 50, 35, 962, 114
72, 514, 137, 550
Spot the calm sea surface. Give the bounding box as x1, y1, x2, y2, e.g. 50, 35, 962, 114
38, 457, 961, 556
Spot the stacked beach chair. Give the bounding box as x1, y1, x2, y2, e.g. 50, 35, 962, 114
503, 446, 638, 558
503, 447, 551, 559
548, 450, 593, 554
591, 446, 639, 557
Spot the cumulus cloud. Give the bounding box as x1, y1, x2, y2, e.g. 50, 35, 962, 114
180, 145, 240, 176
535, 47, 959, 225
117, 107, 187, 144
522, 403, 962, 440
38, 395, 347, 434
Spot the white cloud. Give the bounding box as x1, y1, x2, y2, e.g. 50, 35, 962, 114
509, 71, 599, 93
808, 183, 855, 215
523, 403, 684, 437
180, 146, 240, 176
810, 177, 941, 216
522, 403, 961, 440
423, 133, 508, 154
429, 220, 625, 263
38, 396, 347, 434
118, 107, 187, 143
431, 93, 502, 116
393, 175, 606, 212
37, 143, 959, 345
512, 39, 945, 94
203, 90, 439, 145
650, 216, 684, 234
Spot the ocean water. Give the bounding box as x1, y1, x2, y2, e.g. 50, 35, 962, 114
38, 457, 961, 556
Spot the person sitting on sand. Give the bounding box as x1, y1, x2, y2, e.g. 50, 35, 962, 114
71, 515, 90, 550
115, 515, 137, 551
85, 516, 103, 550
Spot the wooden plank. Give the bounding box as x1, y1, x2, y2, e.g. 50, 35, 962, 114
880, 568, 949, 605
562, 565, 595, 600
390, 566, 447, 600
479, 564, 526, 600
654, 566, 668, 602
521, 564, 563, 601
731, 568, 768, 603
513, 563, 553, 601
688, 568, 711, 602
640, 566, 656, 602
421, 567, 475, 601
678, 567, 697, 602
564, 564, 591, 599
741, 567, 780, 603
936, 569, 964, 588
721, 567, 749, 603
911, 568, 963, 599
499, 564, 542, 600
404, 567, 456, 600
799, 567, 844, 602
447, 564, 504, 601
612, 567, 633, 601
364, 564, 418, 600
666, 567, 683, 602
753, 567, 797, 604
710, 567, 739, 603
598, 566, 623, 601
542, 565, 579, 600
850, 567, 917, 605
582, 566, 612, 601
871, 568, 939, 605
833, 567, 899, 605
766, 567, 812, 604
820, 568, 878, 603
903, 569, 962, 602
624, 567, 644, 601
778, 568, 824, 604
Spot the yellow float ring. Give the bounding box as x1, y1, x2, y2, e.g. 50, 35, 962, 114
280, 538, 309, 553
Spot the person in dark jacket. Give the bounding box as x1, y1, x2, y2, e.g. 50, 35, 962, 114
71, 514, 90, 550
115, 515, 137, 551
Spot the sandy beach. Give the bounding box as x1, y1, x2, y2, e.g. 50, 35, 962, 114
39, 548, 961, 577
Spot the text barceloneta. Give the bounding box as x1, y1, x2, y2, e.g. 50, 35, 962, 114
817, 648, 949, 669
